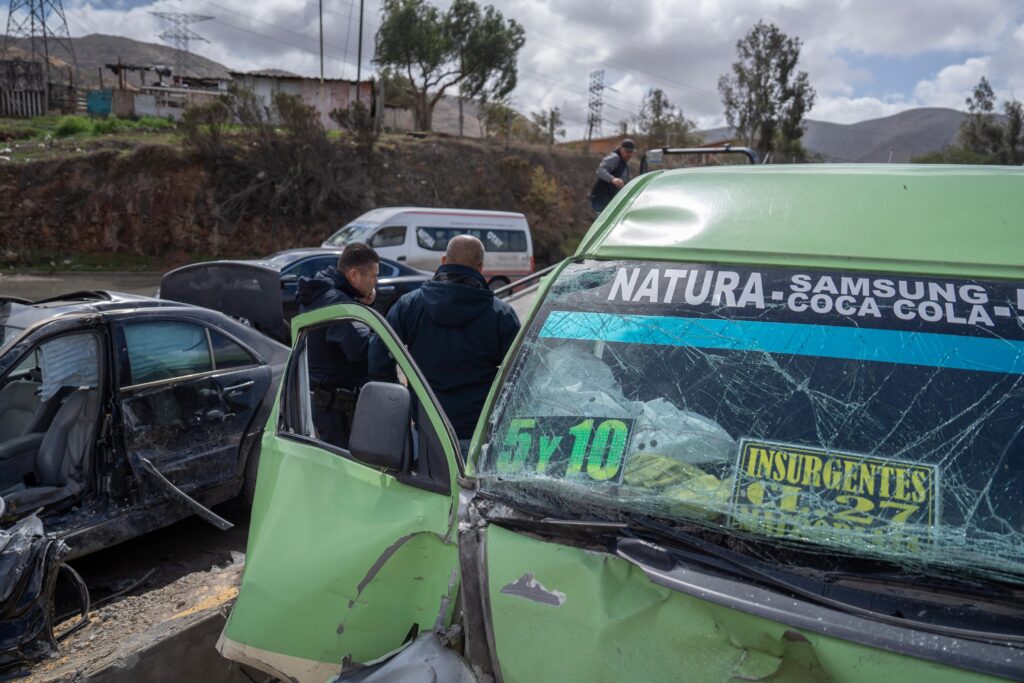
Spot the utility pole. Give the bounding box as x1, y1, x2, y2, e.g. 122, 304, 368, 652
355, 0, 364, 101
317, 0, 324, 127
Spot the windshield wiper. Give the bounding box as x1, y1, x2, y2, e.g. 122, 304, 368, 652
623, 515, 1024, 647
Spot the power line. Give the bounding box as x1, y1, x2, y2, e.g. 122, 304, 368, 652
151, 12, 212, 81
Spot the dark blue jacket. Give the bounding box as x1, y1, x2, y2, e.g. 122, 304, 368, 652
369, 264, 521, 439
296, 267, 370, 390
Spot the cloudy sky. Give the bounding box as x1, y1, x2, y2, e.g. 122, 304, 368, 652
60, 0, 1024, 137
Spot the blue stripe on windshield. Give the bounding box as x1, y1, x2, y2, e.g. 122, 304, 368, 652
539, 311, 1024, 376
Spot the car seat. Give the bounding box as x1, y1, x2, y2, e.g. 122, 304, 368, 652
1, 389, 100, 513
0, 380, 41, 441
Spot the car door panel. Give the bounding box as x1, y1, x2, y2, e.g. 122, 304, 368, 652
219, 304, 461, 682
115, 321, 268, 498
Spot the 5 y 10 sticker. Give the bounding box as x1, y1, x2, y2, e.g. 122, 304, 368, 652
730, 439, 939, 552
495, 416, 635, 483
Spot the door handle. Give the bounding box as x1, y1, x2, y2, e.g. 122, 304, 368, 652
397, 256, 407, 261
224, 380, 255, 392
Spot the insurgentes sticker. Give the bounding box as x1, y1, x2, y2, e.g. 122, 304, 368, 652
729, 439, 939, 552
494, 416, 635, 483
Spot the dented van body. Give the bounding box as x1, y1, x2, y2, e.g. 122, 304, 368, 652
219, 165, 1024, 682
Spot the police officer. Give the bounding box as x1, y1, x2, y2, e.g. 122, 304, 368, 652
295, 242, 379, 448
589, 138, 635, 214
369, 235, 520, 454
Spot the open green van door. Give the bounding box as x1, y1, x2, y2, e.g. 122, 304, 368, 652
221, 165, 1024, 682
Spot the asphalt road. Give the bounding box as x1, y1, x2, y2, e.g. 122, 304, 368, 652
0, 271, 163, 300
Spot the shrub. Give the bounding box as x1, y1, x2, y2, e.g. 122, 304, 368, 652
136, 116, 175, 131
54, 116, 92, 138
329, 101, 379, 157
91, 117, 136, 135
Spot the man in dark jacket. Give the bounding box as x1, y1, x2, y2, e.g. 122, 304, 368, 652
589, 138, 635, 214
296, 242, 379, 448
369, 235, 520, 450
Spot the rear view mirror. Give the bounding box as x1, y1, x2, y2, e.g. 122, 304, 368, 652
349, 382, 410, 472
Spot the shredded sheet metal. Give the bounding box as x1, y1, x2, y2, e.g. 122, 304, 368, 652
479, 260, 1024, 584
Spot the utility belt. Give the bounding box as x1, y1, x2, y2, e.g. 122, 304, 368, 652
311, 384, 360, 410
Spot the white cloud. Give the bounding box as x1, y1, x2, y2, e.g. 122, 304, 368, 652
58, 0, 1024, 136
913, 57, 991, 109
810, 95, 913, 124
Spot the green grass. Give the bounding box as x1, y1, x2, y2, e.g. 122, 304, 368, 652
1, 114, 178, 140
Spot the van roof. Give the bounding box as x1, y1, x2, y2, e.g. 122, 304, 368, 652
579, 164, 1024, 280
352, 207, 527, 224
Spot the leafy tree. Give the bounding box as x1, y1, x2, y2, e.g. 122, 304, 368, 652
635, 88, 700, 148
374, 0, 525, 131
1003, 100, 1024, 165
914, 76, 1024, 165
481, 99, 513, 138
378, 66, 416, 109
480, 99, 543, 143
960, 77, 1004, 159
717, 21, 816, 159
530, 107, 565, 148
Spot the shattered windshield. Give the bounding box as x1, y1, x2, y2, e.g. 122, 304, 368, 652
479, 260, 1024, 585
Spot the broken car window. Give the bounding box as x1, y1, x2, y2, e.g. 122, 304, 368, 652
121, 322, 213, 385
210, 331, 257, 370
37, 334, 100, 400
480, 260, 1024, 585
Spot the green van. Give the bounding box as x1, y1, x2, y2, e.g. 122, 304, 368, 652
218, 165, 1024, 682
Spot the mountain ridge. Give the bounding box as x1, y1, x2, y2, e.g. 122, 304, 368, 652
3, 33, 980, 158
700, 108, 976, 163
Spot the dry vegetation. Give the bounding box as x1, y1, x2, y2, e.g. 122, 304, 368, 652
0, 95, 598, 270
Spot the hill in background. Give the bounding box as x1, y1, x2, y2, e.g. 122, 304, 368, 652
2, 33, 232, 88
3, 34, 984, 155
700, 108, 977, 163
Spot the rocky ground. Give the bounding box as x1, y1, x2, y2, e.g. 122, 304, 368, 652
25, 504, 250, 681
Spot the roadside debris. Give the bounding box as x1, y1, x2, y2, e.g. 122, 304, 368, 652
0, 513, 89, 674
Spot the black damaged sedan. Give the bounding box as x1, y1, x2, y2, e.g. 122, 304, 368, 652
0, 290, 288, 557
0, 291, 287, 669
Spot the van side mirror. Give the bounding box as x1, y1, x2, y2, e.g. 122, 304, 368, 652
349, 382, 410, 472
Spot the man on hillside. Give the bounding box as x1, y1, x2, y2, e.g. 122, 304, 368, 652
296, 242, 380, 448
589, 138, 636, 214
369, 235, 520, 453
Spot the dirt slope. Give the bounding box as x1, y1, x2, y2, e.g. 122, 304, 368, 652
0, 135, 601, 269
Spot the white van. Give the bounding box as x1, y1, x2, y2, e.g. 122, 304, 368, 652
322, 207, 534, 289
